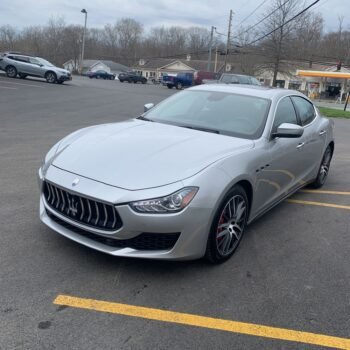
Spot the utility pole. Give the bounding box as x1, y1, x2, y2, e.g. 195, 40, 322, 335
224, 9, 233, 71
207, 26, 216, 72
80, 8, 87, 74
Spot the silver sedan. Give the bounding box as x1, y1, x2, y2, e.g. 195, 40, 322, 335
38, 85, 334, 263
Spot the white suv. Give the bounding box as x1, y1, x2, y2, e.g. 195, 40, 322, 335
0, 53, 72, 84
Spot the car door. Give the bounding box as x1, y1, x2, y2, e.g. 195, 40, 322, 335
255, 96, 306, 211
291, 96, 325, 182
12, 55, 31, 74
27, 57, 43, 76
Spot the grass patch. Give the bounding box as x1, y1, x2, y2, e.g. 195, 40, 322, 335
318, 107, 350, 119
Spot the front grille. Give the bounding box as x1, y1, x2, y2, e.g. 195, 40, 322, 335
43, 181, 122, 231
46, 210, 180, 251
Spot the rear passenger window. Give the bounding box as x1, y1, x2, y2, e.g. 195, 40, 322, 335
273, 97, 298, 133
291, 96, 316, 125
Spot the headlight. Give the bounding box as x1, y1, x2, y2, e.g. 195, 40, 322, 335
130, 187, 198, 214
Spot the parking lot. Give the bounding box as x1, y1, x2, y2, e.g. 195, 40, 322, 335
0, 74, 349, 349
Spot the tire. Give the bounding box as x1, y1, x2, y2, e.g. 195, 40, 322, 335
57, 81, 63, 84
167, 84, 173, 89
96, 75, 100, 79
6, 65, 17, 78
142, 79, 146, 84
120, 80, 124, 83
176, 82, 182, 90
19, 73, 27, 79
45, 71, 57, 84
128, 79, 132, 83
205, 185, 249, 264
310, 145, 333, 189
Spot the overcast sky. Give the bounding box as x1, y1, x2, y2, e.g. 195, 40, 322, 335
1, 0, 349, 33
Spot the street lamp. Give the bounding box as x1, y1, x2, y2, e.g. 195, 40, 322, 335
80, 8, 87, 74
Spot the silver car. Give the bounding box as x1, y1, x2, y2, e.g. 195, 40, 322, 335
0, 52, 72, 84
38, 85, 334, 263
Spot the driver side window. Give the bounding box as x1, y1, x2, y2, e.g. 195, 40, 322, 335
272, 97, 299, 133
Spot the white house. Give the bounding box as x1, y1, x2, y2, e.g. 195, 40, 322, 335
133, 56, 226, 79
63, 59, 130, 75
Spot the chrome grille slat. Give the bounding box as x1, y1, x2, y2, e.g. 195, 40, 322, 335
54, 186, 60, 209
59, 189, 66, 211
47, 183, 52, 202
95, 202, 99, 225
50, 183, 55, 205
103, 204, 108, 227
43, 181, 122, 231
87, 199, 92, 223
79, 198, 84, 220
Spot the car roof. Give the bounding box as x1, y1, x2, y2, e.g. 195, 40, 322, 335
190, 84, 305, 100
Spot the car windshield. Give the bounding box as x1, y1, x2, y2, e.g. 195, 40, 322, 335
37, 58, 55, 67
145, 90, 271, 139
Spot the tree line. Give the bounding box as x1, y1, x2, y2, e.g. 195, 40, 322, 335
0, 0, 349, 85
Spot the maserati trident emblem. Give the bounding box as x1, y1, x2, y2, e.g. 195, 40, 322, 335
72, 178, 80, 187
67, 197, 79, 216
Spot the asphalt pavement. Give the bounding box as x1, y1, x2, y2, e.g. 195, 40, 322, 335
0, 74, 349, 350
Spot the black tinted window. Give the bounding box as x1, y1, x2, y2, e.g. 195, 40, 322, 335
291, 96, 315, 125
273, 97, 298, 133
221, 75, 239, 84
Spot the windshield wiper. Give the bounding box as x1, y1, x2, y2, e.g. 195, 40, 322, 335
137, 116, 153, 122
181, 125, 220, 134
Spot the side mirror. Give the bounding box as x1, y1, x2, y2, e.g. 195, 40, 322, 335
144, 103, 154, 112
273, 123, 304, 138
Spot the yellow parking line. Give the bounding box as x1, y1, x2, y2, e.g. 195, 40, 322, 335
301, 190, 350, 196
287, 199, 350, 210
54, 295, 350, 349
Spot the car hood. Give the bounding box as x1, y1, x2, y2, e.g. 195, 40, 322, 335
52, 120, 254, 190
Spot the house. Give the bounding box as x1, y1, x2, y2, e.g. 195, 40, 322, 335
63, 59, 130, 75
133, 55, 227, 79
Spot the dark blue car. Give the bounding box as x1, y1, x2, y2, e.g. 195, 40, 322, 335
87, 70, 115, 80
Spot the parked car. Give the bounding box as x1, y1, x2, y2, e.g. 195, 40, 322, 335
203, 73, 261, 86
118, 72, 147, 84
0, 52, 72, 84
87, 70, 115, 80
163, 72, 194, 89
194, 71, 221, 85
38, 85, 334, 263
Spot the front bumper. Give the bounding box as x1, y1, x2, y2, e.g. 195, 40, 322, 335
58, 74, 72, 82
38, 166, 212, 260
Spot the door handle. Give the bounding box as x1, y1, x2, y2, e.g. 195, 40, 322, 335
296, 142, 305, 149
319, 130, 327, 136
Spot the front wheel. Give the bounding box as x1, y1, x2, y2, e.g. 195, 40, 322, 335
45, 72, 57, 84
310, 145, 333, 188
167, 84, 173, 89
205, 185, 249, 264
6, 65, 17, 78
176, 82, 182, 90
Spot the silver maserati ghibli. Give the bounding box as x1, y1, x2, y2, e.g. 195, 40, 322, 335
38, 85, 334, 263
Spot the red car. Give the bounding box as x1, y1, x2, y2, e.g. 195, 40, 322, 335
194, 71, 221, 85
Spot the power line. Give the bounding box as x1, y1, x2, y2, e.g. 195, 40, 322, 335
232, 0, 291, 40
242, 0, 320, 46
236, 0, 270, 27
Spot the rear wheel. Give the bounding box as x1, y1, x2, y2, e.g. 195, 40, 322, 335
205, 185, 248, 264
6, 65, 17, 78
176, 82, 182, 90
310, 145, 333, 188
45, 71, 57, 84
57, 81, 63, 84
167, 84, 173, 89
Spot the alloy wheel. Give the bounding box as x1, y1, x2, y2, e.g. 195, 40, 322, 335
46, 73, 56, 83
319, 148, 332, 185
7, 67, 17, 78
216, 195, 247, 256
